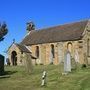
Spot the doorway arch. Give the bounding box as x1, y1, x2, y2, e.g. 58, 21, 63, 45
11, 51, 17, 66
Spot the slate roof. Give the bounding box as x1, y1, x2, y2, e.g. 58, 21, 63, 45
15, 44, 37, 59
21, 20, 89, 45
15, 43, 31, 53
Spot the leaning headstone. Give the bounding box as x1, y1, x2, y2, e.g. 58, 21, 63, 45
41, 70, 47, 86
23, 53, 33, 74
63, 51, 71, 74
0, 54, 4, 75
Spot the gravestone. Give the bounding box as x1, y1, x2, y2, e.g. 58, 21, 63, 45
71, 57, 77, 70
0, 54, 4, 75
74, 50, 81, 69
41, 70, 47, 86
23, 53, 33, 74
58, 45, 64, 73
74, 49, 79, 63
49, 51, 53, 64
64, 51, 71, 73
6, 58, 10, 66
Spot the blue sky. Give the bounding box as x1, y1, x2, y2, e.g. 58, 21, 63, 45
0, 0, 90, 58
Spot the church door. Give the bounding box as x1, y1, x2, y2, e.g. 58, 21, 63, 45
11, 51, 17, 66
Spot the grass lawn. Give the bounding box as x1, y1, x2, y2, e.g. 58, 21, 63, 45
0, 65, 90, 90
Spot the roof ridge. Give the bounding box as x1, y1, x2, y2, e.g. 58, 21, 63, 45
34, 19, 89, 32
21, 19, 88, 45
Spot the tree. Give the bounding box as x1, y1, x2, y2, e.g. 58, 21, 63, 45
0, 22, 8, 42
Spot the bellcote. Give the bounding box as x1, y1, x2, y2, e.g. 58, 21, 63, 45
26, 21, 35, 33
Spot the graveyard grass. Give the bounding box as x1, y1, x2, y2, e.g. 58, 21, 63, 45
0, 65, 90, 90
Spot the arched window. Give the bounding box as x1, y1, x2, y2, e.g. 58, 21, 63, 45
87, 39, 90, 56
67, 42, 72, 53
51, 44, 55, 58
35, 46, 39, 58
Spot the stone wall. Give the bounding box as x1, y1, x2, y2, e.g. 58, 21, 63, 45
82, 22, 90, 65
8, 44, 24, 66
30, 40, 85, 65
8, 39, 88, 66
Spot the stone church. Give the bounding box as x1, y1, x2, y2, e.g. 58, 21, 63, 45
7, 20, 90, 66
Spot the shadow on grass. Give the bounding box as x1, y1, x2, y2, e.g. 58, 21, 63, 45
0, 75, 10, 79
4, 71, 17, 75
0, 71, 17, 79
